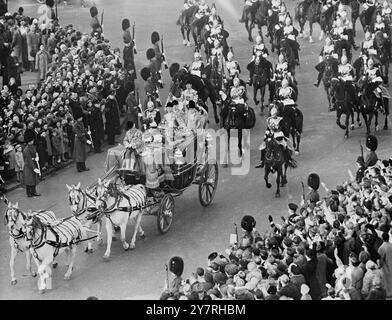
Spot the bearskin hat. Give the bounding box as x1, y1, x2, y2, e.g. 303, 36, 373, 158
169, 63, 180, 78
151, 31, 160, 44
169, 256, 184, 277
24, 129, 35, 144
241, 215, 256, 233
46, 0, 54, 7
90, 6, 98, 18
366, 135, 378, 151
146, 48, 156, 60
307, 173, 320, 191
122, 19, 130, 31
140, 67, 151, 81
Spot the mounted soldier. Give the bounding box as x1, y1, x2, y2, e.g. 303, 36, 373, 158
364, 58, 385, 111
361, 0, 377, 28
180, 81, 199, 108
190, 51, 206, 78
281, 16, 300, 66
230, 77, 247, 105
361, 30, 377, 57
278, 78, 297, 106
314, 36, 339, 87
255, 104, 295, 169
372, 13, 389, 36
195, 0, 210, 20
239, 0, 260, 23
338, 54, 356, 99
226, 50, 241, 82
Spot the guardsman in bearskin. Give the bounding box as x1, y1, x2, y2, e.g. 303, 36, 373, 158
240, 215, 261, 245
146, 48, 163, 89
140, 67, 161, 107
23, 130, 41, 198
161, 256, 184, 299
151, 31, 167, 86
190, 51, 205, 78
304, 173, 321, 205
314, 36, 338, 87
90, 6, 102, 37
356, 135, 378, 181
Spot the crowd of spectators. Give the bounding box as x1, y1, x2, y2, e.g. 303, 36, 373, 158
0, 3, 133, 188
161, 157, 392, 300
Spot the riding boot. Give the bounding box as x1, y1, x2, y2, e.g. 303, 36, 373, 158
255, 149, 266, 168
314, 72, 323, 87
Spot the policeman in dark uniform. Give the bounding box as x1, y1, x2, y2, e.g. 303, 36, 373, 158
23, 130, 40, 198
90, 6, 102, 37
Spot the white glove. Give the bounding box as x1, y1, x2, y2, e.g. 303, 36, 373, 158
34, 169, 40, 174
86, 140, 92, 145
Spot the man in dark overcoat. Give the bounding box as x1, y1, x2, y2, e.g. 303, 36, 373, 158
104, 90, 121, 145
73, 108, 91, 172
88, 100, 104, 153
125, 90, 140, 129
23, 130, 40, 197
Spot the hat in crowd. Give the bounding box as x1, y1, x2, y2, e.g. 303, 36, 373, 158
24, 129, 35, 144
90, 6, 98, 18
122, 18, 130, 31
366, 135, 378, 151
169, 256, 184, 277
241, 215, 256, 233
146, 48, 156, 60
140, 67, 151, 81
151, 31, 160, 44
46, 0, 54, 7
288, 203, 298, 212
308, 173, 320, 190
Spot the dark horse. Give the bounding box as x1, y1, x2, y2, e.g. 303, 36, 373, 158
263, 132, 289, 198
247, 57, 272, 113
274, 101, 304, 155
295, 0, 321, 43
169, 63, 219, 123
359, 3, 378, 34
241, 1, 263, 42
321, 55, 339, 110
357, 77, 389, 134
330, 78, 360, 139
177, 6, 199, 47
279, 39, 297, 76
254, 0, 271, 43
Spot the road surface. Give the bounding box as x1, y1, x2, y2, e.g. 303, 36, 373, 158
0, 0, 391, 299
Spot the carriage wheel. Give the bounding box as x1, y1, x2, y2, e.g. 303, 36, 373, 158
198, 162, 218, 207
157, 194, 174, 234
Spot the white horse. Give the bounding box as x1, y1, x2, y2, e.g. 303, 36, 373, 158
94, 178, 146, 260
24, 211, 87, 294
67, 182, 103, 253
2, 198, 58, 286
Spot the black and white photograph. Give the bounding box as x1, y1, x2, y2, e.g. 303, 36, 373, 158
0, 0, 392, 306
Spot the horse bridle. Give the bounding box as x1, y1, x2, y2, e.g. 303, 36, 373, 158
5, 207, 27, 242
69, 188, 90, 216
95, 183, 119, 214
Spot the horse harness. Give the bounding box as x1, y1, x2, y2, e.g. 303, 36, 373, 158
5, 208, 27, 253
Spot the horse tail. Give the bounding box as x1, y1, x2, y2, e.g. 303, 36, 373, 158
295, 109, 304, 135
